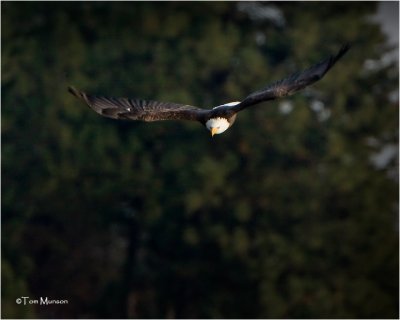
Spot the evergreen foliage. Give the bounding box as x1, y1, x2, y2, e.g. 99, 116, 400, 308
2, 2, 398, 318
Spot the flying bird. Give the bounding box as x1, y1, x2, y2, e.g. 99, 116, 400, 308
69, 44, 349, 137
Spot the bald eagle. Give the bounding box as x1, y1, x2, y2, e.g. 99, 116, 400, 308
69, 44, 349, 137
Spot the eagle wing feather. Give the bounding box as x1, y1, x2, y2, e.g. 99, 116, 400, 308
68, 87, 206, 122
230, 44, 350, 112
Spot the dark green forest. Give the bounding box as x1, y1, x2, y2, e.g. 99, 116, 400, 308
2, 2, 398, 318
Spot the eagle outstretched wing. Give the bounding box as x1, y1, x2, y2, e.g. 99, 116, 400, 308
68, 86, 207, 122
230, 44, 350, 112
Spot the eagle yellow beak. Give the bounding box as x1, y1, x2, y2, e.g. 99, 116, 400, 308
211, 127, 218, 137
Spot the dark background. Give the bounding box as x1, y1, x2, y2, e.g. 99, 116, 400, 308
2, 2, 398, 318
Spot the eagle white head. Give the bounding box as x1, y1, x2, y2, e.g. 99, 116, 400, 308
205, 117, 230, 137
206, 101, 240, 137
